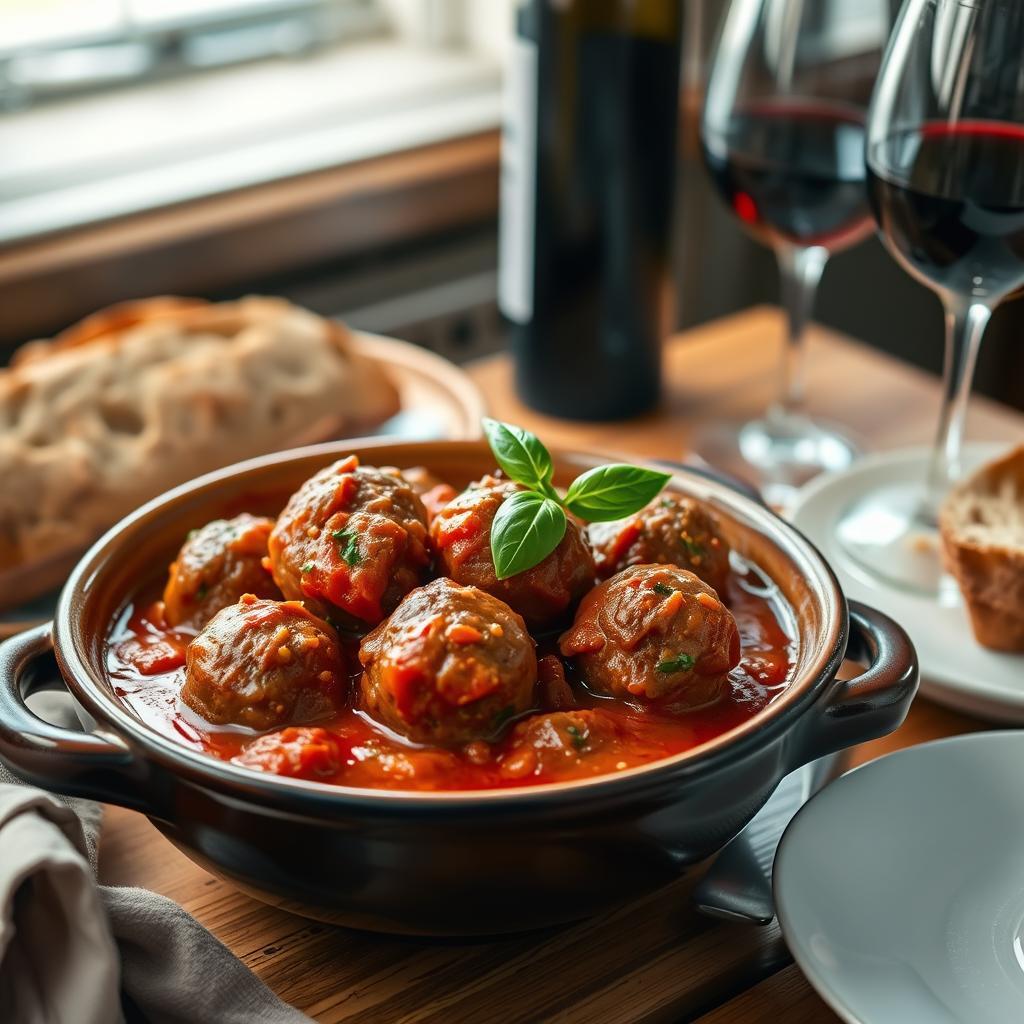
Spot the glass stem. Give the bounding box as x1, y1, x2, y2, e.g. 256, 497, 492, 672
921, 296, 991, 523
772, 243, 829, 421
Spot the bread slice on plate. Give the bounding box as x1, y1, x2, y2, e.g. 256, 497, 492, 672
939, 445, 1024, 652
0, 296, 399, 605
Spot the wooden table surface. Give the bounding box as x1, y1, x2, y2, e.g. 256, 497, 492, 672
99, 306, 1024, 1023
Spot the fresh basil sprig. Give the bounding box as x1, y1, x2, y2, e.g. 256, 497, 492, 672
490, 490, 567, 579
482, 418, 556, 497
563, 464, 673, 522
482, 418, 670, 579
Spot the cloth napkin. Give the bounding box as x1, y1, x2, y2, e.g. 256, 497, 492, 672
0, 692, 312, 1024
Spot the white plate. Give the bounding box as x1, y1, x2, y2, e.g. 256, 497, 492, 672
775, 732, 1024, 1024
789, 445, 1024, 723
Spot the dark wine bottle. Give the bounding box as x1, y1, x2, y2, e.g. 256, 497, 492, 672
498, 0, 683, 421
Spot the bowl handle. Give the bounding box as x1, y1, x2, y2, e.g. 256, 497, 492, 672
794, 600, 919, 766
0, 623, 149, 810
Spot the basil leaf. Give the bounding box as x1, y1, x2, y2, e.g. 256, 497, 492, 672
482, 418, 554, 490
563, 464, 671, 522
490, 490, 566, 580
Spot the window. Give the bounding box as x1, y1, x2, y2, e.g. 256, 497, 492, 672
0, 0, 511, 243
0, 0, 385, 108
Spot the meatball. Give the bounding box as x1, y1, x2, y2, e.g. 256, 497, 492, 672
342, 739, 462, 789
430, 476, 596, 628
268, 455, 431, 629
183, 595, 345, 730
163, 513, 279, 630
588, 495, 731, 595
499, 708, 668, 781
499, 709, 623, 780
359, 577, 537, 746
559, 565, 741, 707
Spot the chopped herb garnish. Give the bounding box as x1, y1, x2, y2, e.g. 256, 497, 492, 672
301, 561, 315, 574
492, 706, 516, 732
186, 528, 198, 540
565, 724, 589, 751
656, 653, 695, 674
196, 583, 208, 600
681, 537, 704, 557
661, 497, 674, 507
652, 581, 674, 596
331, 529, 361, 566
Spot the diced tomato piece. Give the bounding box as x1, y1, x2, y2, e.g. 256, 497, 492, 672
383, 661, 427, 718
600, 519, 642, 570
118, 637, 186, 675
447, 623, 483, 645
234, 727, 342, 779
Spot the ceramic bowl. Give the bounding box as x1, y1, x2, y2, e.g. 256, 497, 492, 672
0, 440, 918, 935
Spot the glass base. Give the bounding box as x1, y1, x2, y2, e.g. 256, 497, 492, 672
836, 481, 961, 599
693, 408, 860, 512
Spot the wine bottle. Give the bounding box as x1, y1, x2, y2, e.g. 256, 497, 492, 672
498, 0, 683, 421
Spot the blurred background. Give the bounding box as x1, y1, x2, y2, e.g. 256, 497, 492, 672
1, 0, 1021, 411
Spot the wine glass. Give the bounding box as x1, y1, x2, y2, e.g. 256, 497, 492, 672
698, 0, 891, 508
837, 0, 1024, 594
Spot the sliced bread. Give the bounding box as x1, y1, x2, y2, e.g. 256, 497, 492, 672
939, 445, 1024, 652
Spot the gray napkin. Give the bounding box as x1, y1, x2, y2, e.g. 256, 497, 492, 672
0, 692, 312, 1024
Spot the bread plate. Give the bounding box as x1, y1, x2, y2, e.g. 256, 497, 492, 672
790, 444, 1024, 722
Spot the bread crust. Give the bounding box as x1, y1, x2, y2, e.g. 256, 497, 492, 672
0, 296, 399, 592
939, 445, 1024, 652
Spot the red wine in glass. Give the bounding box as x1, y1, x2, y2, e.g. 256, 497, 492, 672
697, 0, 887, 508
868, 121, 1024, 300
839, 0, 1024, 595
703, 98, 873, 254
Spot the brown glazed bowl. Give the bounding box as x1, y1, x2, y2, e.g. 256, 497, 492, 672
0, 440, 918, 935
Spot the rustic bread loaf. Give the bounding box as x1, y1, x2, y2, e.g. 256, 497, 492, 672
939, 445, 1024, 652
0, 296, 399, 575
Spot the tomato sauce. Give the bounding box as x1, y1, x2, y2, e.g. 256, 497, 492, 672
105, 556, 796, 792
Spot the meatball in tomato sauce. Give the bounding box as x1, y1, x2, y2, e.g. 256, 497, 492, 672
183, 595, 345, 730
359, 577, 537, 746
163, 514, 279, 630
268, 456, 430, 629
430, 476, 595, 628
560, 565, 740, 708
499, 708, 667, 781
589, 495, 731, 596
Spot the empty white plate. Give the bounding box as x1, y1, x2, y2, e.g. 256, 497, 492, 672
790, 445, 1024, 723
775, 732, 1024, 1024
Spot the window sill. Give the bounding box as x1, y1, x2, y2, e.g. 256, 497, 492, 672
0, 38, 502, 245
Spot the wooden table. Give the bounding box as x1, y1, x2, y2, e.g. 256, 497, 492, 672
99, 307, 1024, 1022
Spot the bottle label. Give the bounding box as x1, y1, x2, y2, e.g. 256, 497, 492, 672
498, 35, 538, 325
